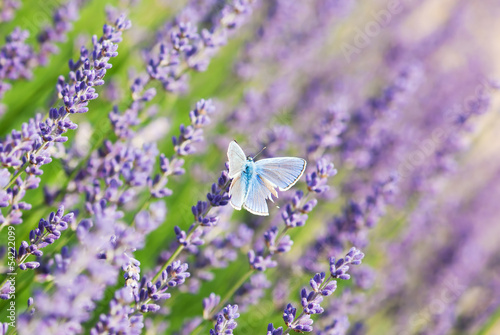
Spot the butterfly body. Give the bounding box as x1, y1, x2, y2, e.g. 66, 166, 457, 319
240, 159, 255, 197
227, 141, 306, 216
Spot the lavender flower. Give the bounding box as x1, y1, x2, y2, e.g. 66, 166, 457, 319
172, 169, 230, 252
209, 304, 240, 335
269, 248, 364, 334
91, 201, 168, 333
203, 293, 221, 319
149, 99, 216, 198
13, 206, 74, 270
0, 281, 11, 300
172, 99, 216, 156
145, 0, 257, 93
306, 159, 338, 194
134, 260, 190, 312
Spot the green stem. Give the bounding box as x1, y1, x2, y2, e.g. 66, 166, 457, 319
212, 269, 254, 318
0, 221, 8, 233
477, 303, 500, 335
3, 167, 24, 191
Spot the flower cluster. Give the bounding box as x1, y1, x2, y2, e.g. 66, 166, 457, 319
146, 0, 257, 92
174, 169, 230, 251
12, 206, 74, 270
209, 304, 240, 335
268, 248, 365, 334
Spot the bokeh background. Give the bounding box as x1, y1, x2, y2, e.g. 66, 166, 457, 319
0, 0, 499, 334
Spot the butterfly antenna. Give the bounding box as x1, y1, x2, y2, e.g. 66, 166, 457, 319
253, 146, 267, 159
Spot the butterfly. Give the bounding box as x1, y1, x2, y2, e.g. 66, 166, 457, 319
227, 140, 307, 216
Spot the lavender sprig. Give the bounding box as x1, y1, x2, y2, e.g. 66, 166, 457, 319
149, 99, 215, 198
92, 260, 190, 334
91, 200, 168, 333
268, 248, 365, 334
209, 304, 240, 335
11, 206, 74, 271
146, 0, 257, 93
168, 168, 230, 262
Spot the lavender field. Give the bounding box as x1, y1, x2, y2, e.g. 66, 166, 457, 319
0, 0, 499, 334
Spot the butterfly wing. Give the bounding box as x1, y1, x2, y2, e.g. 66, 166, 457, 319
255, 157, 307, 191
243, 174, 274, 216
229, 174, 246, 210
227, 141, 247, 178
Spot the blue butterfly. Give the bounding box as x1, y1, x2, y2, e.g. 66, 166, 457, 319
227, 140, 307, 216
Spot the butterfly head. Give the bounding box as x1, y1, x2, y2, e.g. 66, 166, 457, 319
247, 156, 254, 162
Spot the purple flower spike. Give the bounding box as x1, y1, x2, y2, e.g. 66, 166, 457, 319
19, 262, 39, 270
209, 304, 240, 335
267, 323, 284, 335
0, 321, 9, 335
306, 159, 337, 194
273, 248, 364, 333
14, 206, 74, 270
203, 293, 221, 319
0, 28, 33, 100
171, 99, 215, 156
164, 260, 190, 287
330, 247, 365, 280
292, 314, 314, 332
300, 288, 324, 315
146, 0, 256, 92
283, 303, 296, 326
264, 226, 293, 254
310, 272, 326, 292
0, 281, 12, 300
248, 250, 277, 271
